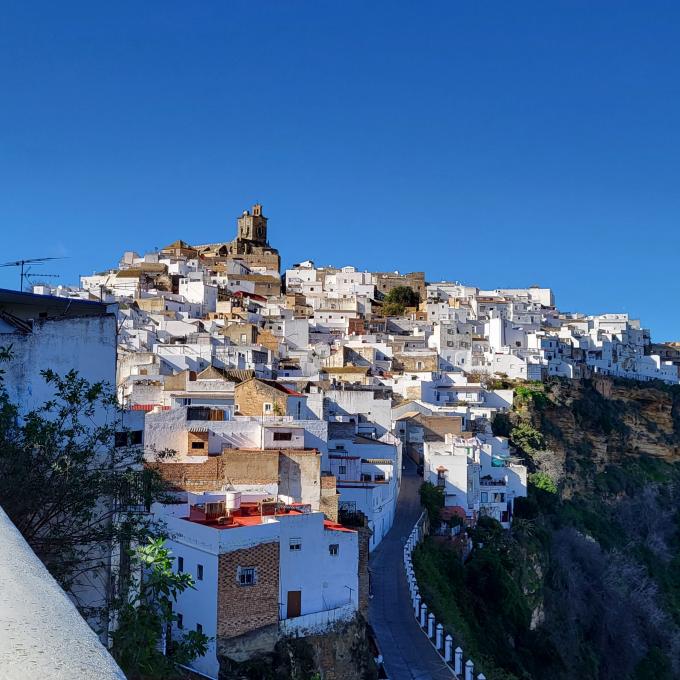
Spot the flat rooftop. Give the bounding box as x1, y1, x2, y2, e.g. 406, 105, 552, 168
183, 501, 354, 533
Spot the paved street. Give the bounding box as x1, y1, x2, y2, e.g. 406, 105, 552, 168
369, 459, 454, 680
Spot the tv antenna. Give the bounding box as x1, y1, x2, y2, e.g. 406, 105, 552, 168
25, 270, 61, 289
0, 257, 66, 292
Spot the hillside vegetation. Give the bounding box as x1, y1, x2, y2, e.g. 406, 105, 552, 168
414, 377, 680, 680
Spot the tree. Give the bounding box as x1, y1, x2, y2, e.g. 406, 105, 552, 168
510, 421, 545, 456
382, 286, 419, 316
420, 481, 444, 528
111, 538, 210, 679
529, 472, 557, 495
0, 353, 166, 624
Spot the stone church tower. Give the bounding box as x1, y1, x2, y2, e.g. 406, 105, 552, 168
237, 203, 268, 245
192, 202, 280, 271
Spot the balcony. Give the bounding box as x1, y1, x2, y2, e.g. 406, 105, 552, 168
479, 477, 506, 487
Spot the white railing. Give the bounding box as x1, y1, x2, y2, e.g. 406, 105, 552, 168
404, 512, 487, 680
279, 603, 356, 637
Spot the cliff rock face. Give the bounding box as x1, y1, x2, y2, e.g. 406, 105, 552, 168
509, 377, 680, 680
218, 616, 377, 680
520, 377, 680, 495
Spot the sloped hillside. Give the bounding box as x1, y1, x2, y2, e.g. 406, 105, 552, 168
415, 377, 680, 680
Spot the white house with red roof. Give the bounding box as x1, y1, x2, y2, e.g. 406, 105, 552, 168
154, 491, 359, 679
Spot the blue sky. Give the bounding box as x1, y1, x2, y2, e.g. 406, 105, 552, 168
2, 1, 679, 339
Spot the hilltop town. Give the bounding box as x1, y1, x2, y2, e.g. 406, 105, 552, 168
3, 203, 679, 679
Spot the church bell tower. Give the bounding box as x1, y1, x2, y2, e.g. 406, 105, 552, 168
237, 203, 268, 244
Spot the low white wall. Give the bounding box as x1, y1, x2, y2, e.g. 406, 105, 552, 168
0, 506, 126, 679
279, 603, 355, 637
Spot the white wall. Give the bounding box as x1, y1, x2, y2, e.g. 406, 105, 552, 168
1, 315, 117, 413
278, 512, 358, 618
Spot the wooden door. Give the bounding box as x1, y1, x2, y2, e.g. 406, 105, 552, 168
287, 590, 301, 618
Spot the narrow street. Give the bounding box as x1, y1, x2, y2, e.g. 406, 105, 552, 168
369, 459, 454, 680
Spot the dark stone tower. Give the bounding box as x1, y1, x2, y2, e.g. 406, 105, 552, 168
237, 203, 268, 245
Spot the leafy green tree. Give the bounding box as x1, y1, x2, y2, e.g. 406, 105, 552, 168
384, 285, 420, 307
382, 302, 407, 317
382, 286, 419, 316
510, 421, 545, 455
420, 481, 444, 528
529, 472, 557, 495
514, 383, 549, 409
0, 350, 166, 624
111, 538, 210, 679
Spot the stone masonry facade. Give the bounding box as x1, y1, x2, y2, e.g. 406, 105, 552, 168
234, 379, 289, 416
150, 450, 280, 490
217, 541, 280, 639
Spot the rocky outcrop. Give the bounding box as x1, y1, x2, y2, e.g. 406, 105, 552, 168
516, 377, 680, 495
218, 616, 377, 680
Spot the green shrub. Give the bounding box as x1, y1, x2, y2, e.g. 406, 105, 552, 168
419, 481, 444, 527
510, 422, 545, 455
529, 472, 557, 495
384, 285, 419, 307
515, 383, 549, 409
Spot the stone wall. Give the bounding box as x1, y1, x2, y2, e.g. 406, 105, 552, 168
187, 430, 209, 456
392, 353, 438, 372
150, 449, 325, 508
320, 473, 339, 522
338, 510, 372, 615
235, 379, 287, 416
221, 449, 280, 485
375, 271, 426, 301
217, 542, 279, 640
223, 323, 258, 345
256, 328, 280, 355
149, 449, 279, 490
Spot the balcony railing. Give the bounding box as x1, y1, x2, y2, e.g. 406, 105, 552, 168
479, 478, 506, 487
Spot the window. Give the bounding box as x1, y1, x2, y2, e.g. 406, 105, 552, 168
264, 402, 273, 413
329, 544, 339, 556
177, 556, 184, 573
177, 613, 183, 629
196, 623, 203, 634
187, 406, 211, 421
361, 473, 372, 482
339, 500, 357, 513
273, 432, 292, 441
197, 564, 204, 581
289, 538, 302, 551
238, 567, 256, 586
374, 474, 385, 482
191, 441, 205, 450
338, 465, 347, 475
114, 430, 143, 448
480, 492, 488, 503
